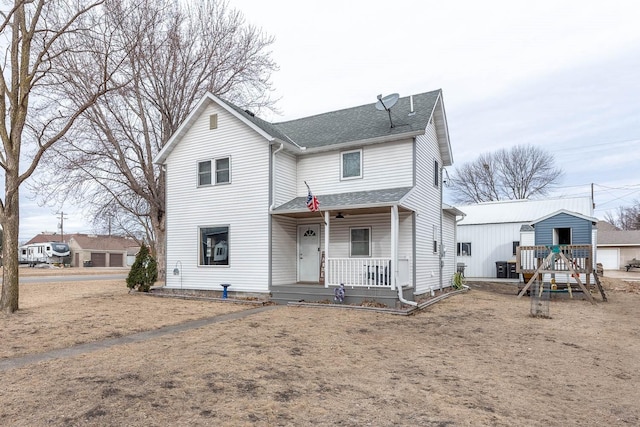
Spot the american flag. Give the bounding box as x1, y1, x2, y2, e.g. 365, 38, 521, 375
305, 183, 320, 212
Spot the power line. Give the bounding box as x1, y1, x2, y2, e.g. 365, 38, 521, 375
549, 137, 640, 154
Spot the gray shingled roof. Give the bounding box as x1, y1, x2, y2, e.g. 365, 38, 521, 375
228, 90, 441, 149
598, 229, 640, 245
157, 90, 445, 164
226, 103, 295, 144
274, 187, 413, 212
596, 220, 619, 231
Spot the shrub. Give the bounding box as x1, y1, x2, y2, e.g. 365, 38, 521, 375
126, 244, 158, 292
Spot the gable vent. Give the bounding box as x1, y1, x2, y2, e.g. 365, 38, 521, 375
209, 114, 218, 130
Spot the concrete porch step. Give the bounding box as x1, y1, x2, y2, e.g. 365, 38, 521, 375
270, 284, 409, 307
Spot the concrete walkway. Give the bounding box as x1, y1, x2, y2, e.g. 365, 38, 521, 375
0, 305, 278, 372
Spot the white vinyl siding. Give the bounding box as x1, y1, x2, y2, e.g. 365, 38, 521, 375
458, 222, 523, 278
274, 150, 297, 207
296, 139, 413, 196
402, 121, 444, 295
442, 210, 456, 284
271, 216, 298, 285
163, 102, 270, 293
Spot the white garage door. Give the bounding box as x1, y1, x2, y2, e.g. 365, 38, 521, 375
597, 248, 619, 270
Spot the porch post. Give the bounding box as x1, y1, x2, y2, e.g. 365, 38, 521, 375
324, 211, 330, 288
391, 205, 398, 290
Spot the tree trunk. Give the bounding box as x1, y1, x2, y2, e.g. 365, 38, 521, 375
154, 225, 166, 281
150, 204, 166, 281
1, 175, 20, 313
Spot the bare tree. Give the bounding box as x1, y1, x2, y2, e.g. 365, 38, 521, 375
450, 144, 563, 204
604, 201, 640, 230
32, 0, 277, 278
0, 0, 119, 313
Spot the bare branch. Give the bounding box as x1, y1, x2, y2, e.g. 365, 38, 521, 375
450, 144, 564, 204
31, 0, 278, 279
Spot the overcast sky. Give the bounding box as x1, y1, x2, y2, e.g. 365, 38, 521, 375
20, 0, 640, 241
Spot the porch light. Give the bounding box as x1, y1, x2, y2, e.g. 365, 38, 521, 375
335, 212, 344, 219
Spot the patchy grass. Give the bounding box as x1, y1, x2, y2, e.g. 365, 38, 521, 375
0, 275, 639, 426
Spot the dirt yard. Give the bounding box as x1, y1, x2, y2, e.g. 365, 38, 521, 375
1, 270, 639, 426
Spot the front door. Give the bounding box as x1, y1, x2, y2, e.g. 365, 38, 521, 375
298, 224, 320, 282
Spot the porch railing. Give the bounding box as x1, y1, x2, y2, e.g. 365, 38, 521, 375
516, 245, 593, 274
327, 258, 393, 288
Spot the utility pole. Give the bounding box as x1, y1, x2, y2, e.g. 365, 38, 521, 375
56, 212, 68, 242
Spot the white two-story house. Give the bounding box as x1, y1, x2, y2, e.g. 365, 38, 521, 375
154, 89, 461, 306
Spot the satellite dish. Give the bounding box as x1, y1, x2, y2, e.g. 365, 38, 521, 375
375, 93, 399, 111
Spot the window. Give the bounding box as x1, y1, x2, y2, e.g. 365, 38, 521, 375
198, 160, 211, 186
341, 149, 362, 179
215, 157, 230, 184
434, 159, 439, 187
433, 225, 438, 253
512, 241, 519, 256
199, 226, 229, 266
350, 227, 371, 257
198, 156, 230, 186
457, 242, 471, 256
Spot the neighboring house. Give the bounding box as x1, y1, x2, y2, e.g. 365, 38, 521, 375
24, 232, 138, 267
154, 89, 461, 306
67, 234, 139, 267
23, 232, 62, 245
596, 221, 640, 270
455, 197, 595, 278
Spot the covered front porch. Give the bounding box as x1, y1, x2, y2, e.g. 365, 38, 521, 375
270, 188, 415, 303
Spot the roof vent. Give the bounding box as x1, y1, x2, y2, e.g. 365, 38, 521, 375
244, 109, 255, 117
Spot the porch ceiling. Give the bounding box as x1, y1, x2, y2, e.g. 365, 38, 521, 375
272, 187, 413, 218
273, 205, 413, 219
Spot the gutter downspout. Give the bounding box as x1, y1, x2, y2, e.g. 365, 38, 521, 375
439, 165, 444, 291
270, 142, 284, 211
455, 213, 466, 278
392, 204, 417, 307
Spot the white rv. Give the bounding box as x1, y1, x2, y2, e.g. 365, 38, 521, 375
19, 242, 70, 266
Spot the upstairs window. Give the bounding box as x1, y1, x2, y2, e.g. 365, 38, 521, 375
434, 159, 439, 187
198, 160, 211, 186
198, 156, 231, 186
215, 157, 230, 184
341, 149, 362, 180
